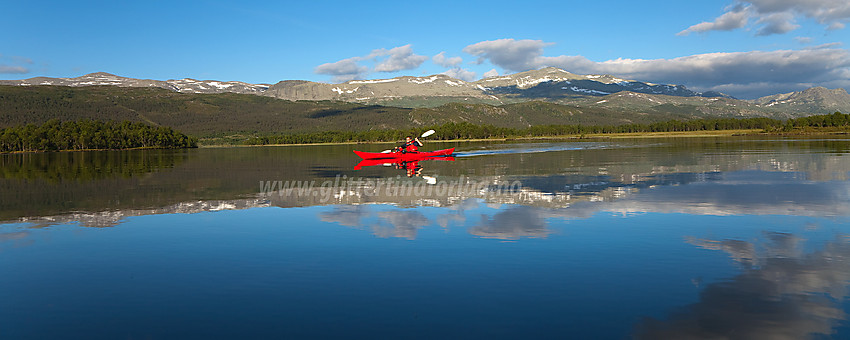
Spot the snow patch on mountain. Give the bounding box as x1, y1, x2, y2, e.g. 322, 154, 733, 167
332, 87, 359, 94
207, 81, 233, 89
566, 86, 610, 95
409, 76, 439, 84
515, 76, 559, 88
349, 79, 398, 84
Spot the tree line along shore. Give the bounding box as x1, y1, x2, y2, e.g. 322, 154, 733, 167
1, 112, 848, 153
0, 119, 197, 153
243, 112, 850, 145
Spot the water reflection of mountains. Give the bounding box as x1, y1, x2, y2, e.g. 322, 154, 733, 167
3, 138, 850, 231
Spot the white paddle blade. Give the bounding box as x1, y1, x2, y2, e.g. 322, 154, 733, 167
421, 129, 435, 138
381, 150, 392, 153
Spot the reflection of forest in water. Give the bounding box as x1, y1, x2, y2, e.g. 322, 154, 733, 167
3, 137, 850, 223
0, 146, 348, 220
0, 149, 189, 182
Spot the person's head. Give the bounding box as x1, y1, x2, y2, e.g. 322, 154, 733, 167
405, 136, 412, 142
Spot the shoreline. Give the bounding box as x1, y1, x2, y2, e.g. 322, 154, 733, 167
7, 129, 850, 152
197, 129, 769, 147
0, 146, 196, 155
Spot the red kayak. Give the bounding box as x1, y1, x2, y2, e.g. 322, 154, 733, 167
353, 148, 455, 160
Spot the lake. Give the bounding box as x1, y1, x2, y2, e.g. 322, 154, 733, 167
3, 136, 850, 339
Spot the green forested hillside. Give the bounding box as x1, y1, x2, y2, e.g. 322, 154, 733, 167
0, 85, 704, 138
1, 86, 847, 147
0, 86, 413, 136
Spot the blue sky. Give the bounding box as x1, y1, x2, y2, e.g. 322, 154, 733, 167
2, 0, 849, 98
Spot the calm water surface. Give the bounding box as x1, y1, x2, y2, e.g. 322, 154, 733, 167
3, 137, 850, 339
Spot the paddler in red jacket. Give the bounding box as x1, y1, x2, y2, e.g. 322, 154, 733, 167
396, 136, 422, 153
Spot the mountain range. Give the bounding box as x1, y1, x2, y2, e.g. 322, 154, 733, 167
3, 68, 849, 117
0, 72, 271, 95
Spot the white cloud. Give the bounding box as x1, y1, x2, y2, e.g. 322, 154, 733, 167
0, 65, 29, 74
441, 68, 477, 81
795, 36, 814, 44
432, 52, 463, 68
0, 54, 33, 74
11, 56, 33, 64
678, 5, 751, 35
371, 44, 428, 73
749, 0, 850, 22
315, 44, 428, 82
755, 12, 800, 35
462, 38, 850, 98
463, 39, 552, 72
562, 49, 850, 98
483, 69, 499, 78
314, 57, 369, 82
682, 0, 850, 36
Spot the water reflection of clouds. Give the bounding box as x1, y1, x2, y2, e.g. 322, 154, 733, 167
318, 200, 555, 240
317, 170, 850, 240
318, 205, 370, 227
319, 206, 433, 239
686, 237, 759, 267
636, 233, 850, 339
603, 180, 850, 217
436, 213, 464, 231
0, 230, 29, 242
436, 198, 478, 231
372, 211, 430, 239
504, 170, 850, 218
470, 206, 551, 240
0, 230, 33, 249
